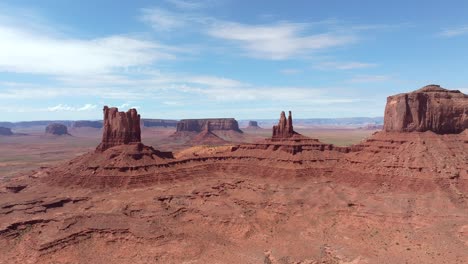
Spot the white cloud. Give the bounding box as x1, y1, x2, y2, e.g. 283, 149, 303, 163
314, 61, 377, 70
0, 14, 176, 75
438, 25, 468, 37
207, 22, 356, 60
47, 104, 97, 112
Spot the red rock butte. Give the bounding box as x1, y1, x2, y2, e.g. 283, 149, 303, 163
272, 111, 298, 139
384, 84, 467, 134
96, 106, 142, 151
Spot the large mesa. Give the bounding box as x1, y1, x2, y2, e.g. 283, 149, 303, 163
0, 127, 13, 136
176, 118, 242, 133
96, 106, 142, 151
383, 84, 467, 134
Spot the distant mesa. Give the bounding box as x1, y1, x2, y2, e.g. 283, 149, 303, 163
384, 84, 467, 134
272, 111, 300, 139
246, 121, 261, 129
0, 127, 13, 136
96, 106, 142, 152
142, 119, 178, 128
45, 123, 69, 136
71, 120, 103, 129
360, 123, 383, 130
176, 118, 243, 133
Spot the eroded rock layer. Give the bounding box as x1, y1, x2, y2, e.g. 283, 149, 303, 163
384, 84, 467, 134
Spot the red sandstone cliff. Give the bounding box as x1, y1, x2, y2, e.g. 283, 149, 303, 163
96, 106, 141, 151
384, 85, 467, 134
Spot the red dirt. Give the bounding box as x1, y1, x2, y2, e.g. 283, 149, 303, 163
0, 86, 467, 263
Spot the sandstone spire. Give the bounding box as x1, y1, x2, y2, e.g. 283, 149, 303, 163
96, 106, 141, 151
272, 111, 296, 138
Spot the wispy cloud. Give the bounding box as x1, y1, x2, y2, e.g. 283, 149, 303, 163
47, 104, 97, 112
438, 25, 468, 37
207, 21, 356, 60
0, 11, 177, 75
314, 61, 377, 70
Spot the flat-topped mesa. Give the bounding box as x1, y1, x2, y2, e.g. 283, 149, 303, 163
96, 106, 141, 151
176, 118, 243, 133
384, 84, 468, 134
272, 111, 298, 139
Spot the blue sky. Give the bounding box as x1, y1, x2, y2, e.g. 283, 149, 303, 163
0, 0, 467, 121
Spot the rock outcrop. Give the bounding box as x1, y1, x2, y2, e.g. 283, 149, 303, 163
176, 118, 242, 133
384, 84, 467, 134
0, 127, 13, 136
45, 123, 69, 135
272, 111, 298, 139
246, 121, 261, 129
96, 106, 141, 151
71, 121, 103, 129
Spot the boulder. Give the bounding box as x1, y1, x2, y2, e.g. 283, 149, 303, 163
96, 106, 141, 151
45, 123, 69, 135
384, 85, 467, 134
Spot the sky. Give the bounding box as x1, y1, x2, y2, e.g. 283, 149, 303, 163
0, 0, 467, 121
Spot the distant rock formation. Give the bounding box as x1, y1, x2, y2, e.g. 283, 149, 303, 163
176, 118, 242, 133
0, 127, 13, 136
190, 122, 227, 145
384, 85, 467, 134
142, 119, 178, 128
96, 106, 141, 151
246, 121, 261, 129
71, 120, 103, 129
45, 123, 69, 135
272, 111, 298, 139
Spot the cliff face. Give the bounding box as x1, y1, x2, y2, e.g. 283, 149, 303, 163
176, 118, 242, 133
45, 123, 69, 135
96, 106, 141, 151
272, 111, 297, 139
383, 85, 467, 134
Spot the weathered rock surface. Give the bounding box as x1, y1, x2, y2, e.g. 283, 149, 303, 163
176, 118, 242, 133
272, 111, 299, 139
71, 120, 103, 129
0, 127, 13, 136
384, 84, 467, 134
45, 123, 69, 135
96, 106, 141, 151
